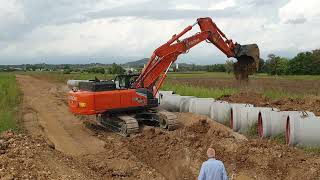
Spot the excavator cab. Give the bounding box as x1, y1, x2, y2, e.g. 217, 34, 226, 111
233, 43, 260, 80
114, 74, 139, 89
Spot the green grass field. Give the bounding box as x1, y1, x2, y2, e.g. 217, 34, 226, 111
24, 71, 115, 83
161, 83, 238, 99
0, 73, 20, 132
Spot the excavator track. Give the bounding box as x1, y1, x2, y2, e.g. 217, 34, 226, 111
118, 115, 140, 136
97, 114, 139, 137
158, 110, 179, 131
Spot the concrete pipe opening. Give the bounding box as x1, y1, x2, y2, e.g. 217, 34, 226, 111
285, 113, 319, 147
230, 108, 234, 129
258, 112, 263, 138
209, 102, 253, 125
286, 116, 291, 145
230, 107, 279, 133
258, 111, 315, 139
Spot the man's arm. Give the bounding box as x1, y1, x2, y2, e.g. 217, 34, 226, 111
220, 163, 228, 180
198, 163, 206, 180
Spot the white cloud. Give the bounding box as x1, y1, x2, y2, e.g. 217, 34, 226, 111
0, 0, 319, 64
279, 0, 320, 23
209, 0, 236, 10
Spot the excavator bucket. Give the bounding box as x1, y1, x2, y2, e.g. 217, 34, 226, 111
233, 44, 260, 80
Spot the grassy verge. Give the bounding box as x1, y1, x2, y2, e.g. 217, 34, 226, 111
269, 133, 286, 144
245, 123, 259, 137
22, 71, 114, 83
300, 147, 320, 154
0, 73, 20, 132
262, 90, 303, 100
162, 82, 238, 99
22, 71, 319, 100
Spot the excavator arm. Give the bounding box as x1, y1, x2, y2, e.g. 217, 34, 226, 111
133, 17, 260, 95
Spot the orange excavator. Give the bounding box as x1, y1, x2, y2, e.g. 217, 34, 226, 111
68, 17, 260, 136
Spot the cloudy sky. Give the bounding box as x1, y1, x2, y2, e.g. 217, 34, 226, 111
0, 0, 319, 65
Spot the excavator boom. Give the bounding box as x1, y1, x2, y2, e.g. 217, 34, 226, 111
133, 17, 260, 95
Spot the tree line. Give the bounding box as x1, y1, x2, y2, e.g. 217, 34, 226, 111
201, 49, 320, 75
258, 49, 320, 75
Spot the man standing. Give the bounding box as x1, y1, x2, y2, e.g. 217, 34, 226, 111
198, 148, 228, 180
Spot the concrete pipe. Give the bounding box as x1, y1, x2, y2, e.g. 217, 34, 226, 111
160, 95, 194, 112
180, 97, 196, 112
209, 102, 253, 125
156, 91, 174, 100
286, 113, 320, 147
231, 106, 279, 134
188, 98, 215, 116
159, 94, 180, 106
67, 80, 89, 89
258, 111, 315, 138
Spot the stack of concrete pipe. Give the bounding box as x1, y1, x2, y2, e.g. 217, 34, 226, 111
158, 90, 320, 147
258, 111, 315, 138
209, 102, 253, 125
286, 113, 320, 147
230, 106, 279, 134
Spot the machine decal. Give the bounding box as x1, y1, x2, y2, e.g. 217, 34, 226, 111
133, 97, 145, 104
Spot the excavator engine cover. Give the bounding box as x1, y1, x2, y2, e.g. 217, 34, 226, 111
233, 44, 260, 80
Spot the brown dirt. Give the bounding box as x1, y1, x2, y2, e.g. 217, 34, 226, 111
220, 91, 320, 116
5, 75, 165, 180
1, 75, 320, 179
123, 114, 320, 180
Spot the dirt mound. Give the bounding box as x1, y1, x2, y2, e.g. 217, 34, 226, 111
0, 131, 91, 180
122, 113, 320, 180
0, 131, 51, 179
271, 96, 320, 116
220, 91, 270, 107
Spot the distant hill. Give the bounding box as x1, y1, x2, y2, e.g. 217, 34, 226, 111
123, 58, 148, 67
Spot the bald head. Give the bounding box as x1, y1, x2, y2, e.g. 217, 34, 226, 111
207, 148, 216, 158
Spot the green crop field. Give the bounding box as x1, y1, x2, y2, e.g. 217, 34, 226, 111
24, 71, 320, 100
165, 72, 320, 100
24, 71, 115, 83
0, 73, 20, 132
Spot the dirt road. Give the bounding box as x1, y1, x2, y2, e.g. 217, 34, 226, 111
11, 75, 165, 179
0, 75, 319, 179
17, 75, 105, 156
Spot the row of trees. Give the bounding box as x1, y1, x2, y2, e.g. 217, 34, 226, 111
181, 49, 320, 75
83, 63, 125, 74
259, 49, 320, 75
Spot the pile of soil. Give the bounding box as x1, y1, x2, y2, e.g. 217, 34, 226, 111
121, 113, 320, 179
0, 131, 58, 179
271, 96, 320, 116
220, 91, 270, 107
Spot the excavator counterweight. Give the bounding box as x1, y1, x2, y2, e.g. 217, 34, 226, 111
67, 17, 260, 136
